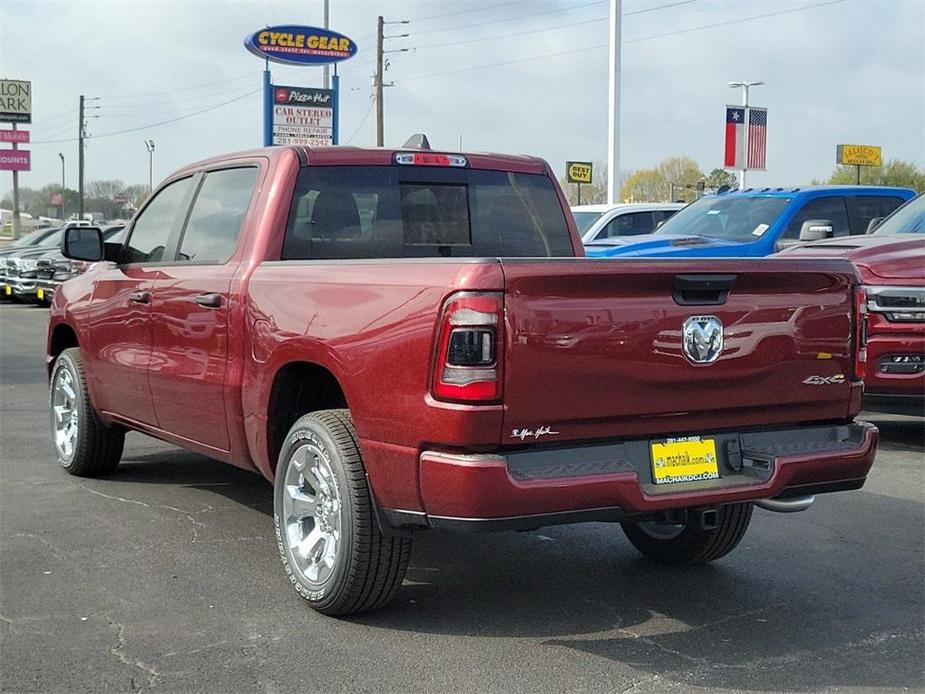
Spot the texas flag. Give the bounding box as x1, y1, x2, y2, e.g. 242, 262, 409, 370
724, 106, 746, 169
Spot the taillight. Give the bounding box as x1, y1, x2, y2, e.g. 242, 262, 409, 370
394, 152, 468, 167
432, 292, 503, 403
854, 285, 868, 382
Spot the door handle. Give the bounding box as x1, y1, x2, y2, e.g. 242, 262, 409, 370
194, 293, 222, 308
128, 290, 151, 304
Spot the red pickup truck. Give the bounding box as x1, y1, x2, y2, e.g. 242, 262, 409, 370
48, 145, 877, 615
783, 193, 924, 416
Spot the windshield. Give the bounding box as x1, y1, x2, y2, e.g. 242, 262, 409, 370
10, 228, 56, 248
653, 195, 791, 241
573, 211, 603, 236
872, 194, 925, 235
37, 229, 65, 247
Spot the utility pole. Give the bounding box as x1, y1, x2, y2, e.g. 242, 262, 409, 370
375, 16, 384, 146
728, 80, 763, 189
78, 94, 85, 219
374, 16, 409, 147
76, 95, 99, 219
607, 0, 622, 204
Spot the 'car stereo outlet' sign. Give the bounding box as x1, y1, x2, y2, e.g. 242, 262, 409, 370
245, 26, 357, 66
273, 86, 334, 146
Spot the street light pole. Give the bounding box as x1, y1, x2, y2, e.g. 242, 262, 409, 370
607, 0, 622, 204
58, 153, 66, 219
144, 139, 155, 193
728, 80, 763, 189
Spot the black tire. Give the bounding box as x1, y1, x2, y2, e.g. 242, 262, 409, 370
49, 348, 124, 476
274, 409, 411, 616
621, 502, 753, 565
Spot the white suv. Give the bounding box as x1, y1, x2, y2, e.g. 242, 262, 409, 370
573, 203, 685, 244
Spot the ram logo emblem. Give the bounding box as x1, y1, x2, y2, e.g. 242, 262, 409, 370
682, 315, 724, 364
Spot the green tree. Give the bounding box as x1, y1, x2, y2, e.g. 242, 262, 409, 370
704, 168, 738, 192
620, 156, 705, 203
821, 158, 925, 191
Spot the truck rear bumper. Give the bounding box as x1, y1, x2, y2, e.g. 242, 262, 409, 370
392, 422, 878, 531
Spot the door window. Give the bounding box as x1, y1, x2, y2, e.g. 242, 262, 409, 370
846, 196, 906, 235
784, 197, 850, 239
124, 178, 193, 263
177, 168, 258, 263
600, 211, 656, 239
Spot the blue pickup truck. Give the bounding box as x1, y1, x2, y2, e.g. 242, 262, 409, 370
584, 186, 915, 258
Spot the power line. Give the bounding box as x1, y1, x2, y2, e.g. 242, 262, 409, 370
401, 43, 608, 84
625, 0, 847, 44
345, 99, 375, 145
411, 0, 607, 36
405, 0, 702, 52
414, 15, 607, 51
31, 87, 261, 145
399, 0, 847, 83
407, 0, 534, 23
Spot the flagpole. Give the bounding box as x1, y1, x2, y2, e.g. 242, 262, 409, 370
729, 80, 763, 189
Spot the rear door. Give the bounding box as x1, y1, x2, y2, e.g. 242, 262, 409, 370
500, 259, 858, 445
86, 177, 195, 424
148, 165, 259, 451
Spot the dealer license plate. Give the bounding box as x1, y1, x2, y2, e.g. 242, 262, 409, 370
651, 437, 719, 485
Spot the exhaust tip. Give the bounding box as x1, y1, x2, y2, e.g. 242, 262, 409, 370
755, 495, 816, 513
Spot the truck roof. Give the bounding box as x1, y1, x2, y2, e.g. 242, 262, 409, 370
174, 145, 549, 177
716, 185, 914, 198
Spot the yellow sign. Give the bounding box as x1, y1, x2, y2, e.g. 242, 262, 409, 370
650, 437, 719, 485
566, 161, 593, 184
837, 144, 881, 167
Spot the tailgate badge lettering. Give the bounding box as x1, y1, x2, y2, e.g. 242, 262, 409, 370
803, 374, 846, 385
682, 315, 723, 364
511, 426, 559, 441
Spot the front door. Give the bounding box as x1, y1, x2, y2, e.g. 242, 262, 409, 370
148, 166, 259, 451
86, 176, 195, 425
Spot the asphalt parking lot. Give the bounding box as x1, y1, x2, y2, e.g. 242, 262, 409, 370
1, 301, 923, 693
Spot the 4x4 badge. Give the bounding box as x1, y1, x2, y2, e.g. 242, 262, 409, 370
803, 374, 846, 385
682, 315, 723, 364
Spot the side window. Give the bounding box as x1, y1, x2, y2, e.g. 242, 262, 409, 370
177, 168, 258, 263
601, 212, 654, 239
124, 178, 192, 263
784, 197, 850, 239
846, 196, 905, 235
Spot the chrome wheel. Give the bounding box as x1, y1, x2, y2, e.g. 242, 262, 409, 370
283, 443, 342, 586
636, 520, 685, 541
52, 365, 79, 461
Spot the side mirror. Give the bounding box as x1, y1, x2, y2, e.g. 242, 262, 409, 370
62, 226, 103, 262
866, 217, 884, 234
799, 219, 834, 242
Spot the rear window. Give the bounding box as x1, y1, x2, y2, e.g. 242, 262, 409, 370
282, 166, 574, 259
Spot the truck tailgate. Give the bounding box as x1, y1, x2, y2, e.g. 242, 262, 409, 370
501, 258, 860, 445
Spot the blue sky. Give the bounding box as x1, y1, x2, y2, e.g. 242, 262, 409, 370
2, 0, 923, 193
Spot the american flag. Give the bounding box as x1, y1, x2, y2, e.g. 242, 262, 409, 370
747, 107, 768, 171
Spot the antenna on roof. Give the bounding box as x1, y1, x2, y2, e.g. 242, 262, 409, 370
402, 133, 431, 150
